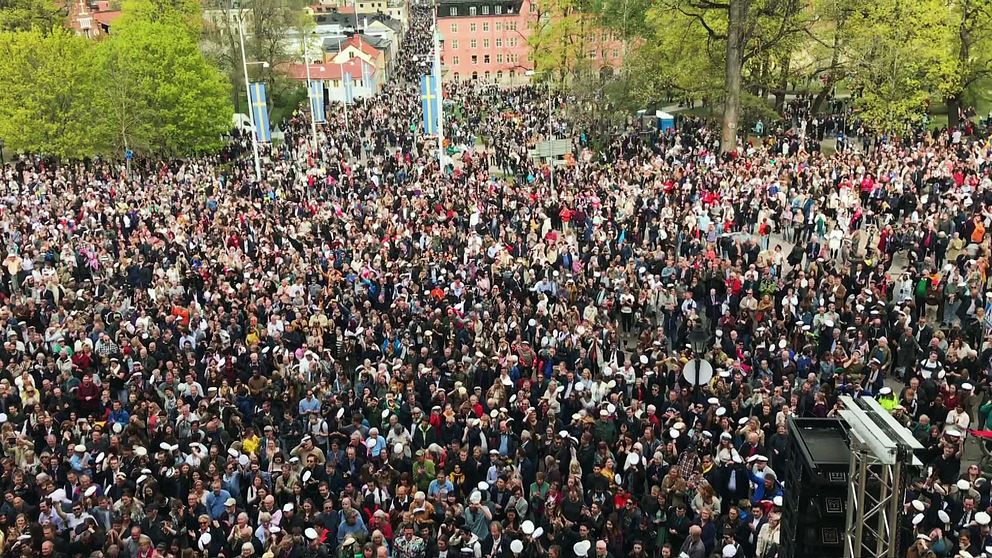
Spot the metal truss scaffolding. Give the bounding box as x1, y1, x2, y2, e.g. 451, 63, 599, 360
838, 396, 923, 558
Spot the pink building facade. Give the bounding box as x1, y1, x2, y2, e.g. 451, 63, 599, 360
437, 0, 625, 85
438, 0, 535, 84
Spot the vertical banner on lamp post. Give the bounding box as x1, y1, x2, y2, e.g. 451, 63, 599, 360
309, 80, 326, 123
249, 82, 271, 143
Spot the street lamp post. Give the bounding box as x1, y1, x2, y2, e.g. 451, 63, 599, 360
303, 35, 321, 160
525, 69, 555, 191
237, 12, 263, 182
687, 325, 710, 401
431, 6, 445, 173
0, 139, 5, 164
336, 37, 351, 133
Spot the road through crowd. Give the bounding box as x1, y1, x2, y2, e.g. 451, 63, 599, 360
1, 5, 992, 558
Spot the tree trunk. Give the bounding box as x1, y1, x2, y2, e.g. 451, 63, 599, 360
949, 2, 971, 130
811, 25, 842, 115
721, 0, 747, 153
811, 82, 833, 115
774, 54, 790, 113
947, 94, 962, 129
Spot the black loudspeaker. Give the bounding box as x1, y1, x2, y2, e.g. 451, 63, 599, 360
781, 418, 850, 558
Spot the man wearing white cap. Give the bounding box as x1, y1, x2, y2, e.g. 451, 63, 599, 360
463, 490, 492, 541
594, 408, 618, 446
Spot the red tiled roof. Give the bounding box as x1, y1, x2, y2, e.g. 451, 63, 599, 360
284, 58, 377, 81
92, 10, 122, 26
342, 35, 381, 59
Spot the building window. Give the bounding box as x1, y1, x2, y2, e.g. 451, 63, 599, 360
530, 1, 536, 12
612, 49, 619, 58
469, 6, 476, 15
470, 39, 477, 48
484, 54, 490, 64
496, 54, 503, 63
495, 22, 502, 30
495, 38, 502, 47
470, 23, 477, 32
589, 50, 597, 59
471, 55, 478, 64
509, 69, 515, 80
472, 71, 478, 80
453, 72, 460, 81
495, 4, 502, 14
482, 5, 489, 14
482, 22, 489, 31
496, 70, 503, 81
452, 55, 460, 65
451, 39, 458, 49
450, 23, 457, 32
483, 39, 489, 48
601, 32, 608, 41
484, 70, 491, 80
449, 6, 456, 15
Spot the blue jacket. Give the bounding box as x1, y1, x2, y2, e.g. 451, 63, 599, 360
749, 472, 783, 504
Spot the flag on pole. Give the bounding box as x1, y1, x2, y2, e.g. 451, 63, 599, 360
361, 61, 376, 93
249, 82, 271, 143
343, 72, 354, 104
420, 74, 440, 136
432, 37, 442, 83
309, 80, 326, 123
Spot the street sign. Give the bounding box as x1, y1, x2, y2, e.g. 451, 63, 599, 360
125, 149, 133, 161
530, 138, 571, 159
682, 359, 713, 386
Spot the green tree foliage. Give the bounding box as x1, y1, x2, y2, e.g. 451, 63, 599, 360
0, 0, 232, 158
584, 0, 988, 136
0, 28, 95, 158
946, 0, 992, 125
589, 0, 807, 151
91, 19, 233, 156
0, 0, 63, 33
624, 5, 723, 104
843, 0, 958, 131
586, 0, 652, 38
116, 0, 203, 35
528, 0, 599, 79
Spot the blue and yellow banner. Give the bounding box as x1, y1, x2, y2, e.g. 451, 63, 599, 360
249, 82, 271, 143
343, 72, 354, 105
309, 80, 326, 123
420, 74, 440, 136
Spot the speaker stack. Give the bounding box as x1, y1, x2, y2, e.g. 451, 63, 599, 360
781, 417, 850, 558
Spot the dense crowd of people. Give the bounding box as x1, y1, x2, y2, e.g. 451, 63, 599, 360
3, 3, 992, 558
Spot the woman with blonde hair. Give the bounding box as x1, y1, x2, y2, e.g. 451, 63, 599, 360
691, 481, 722, 516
